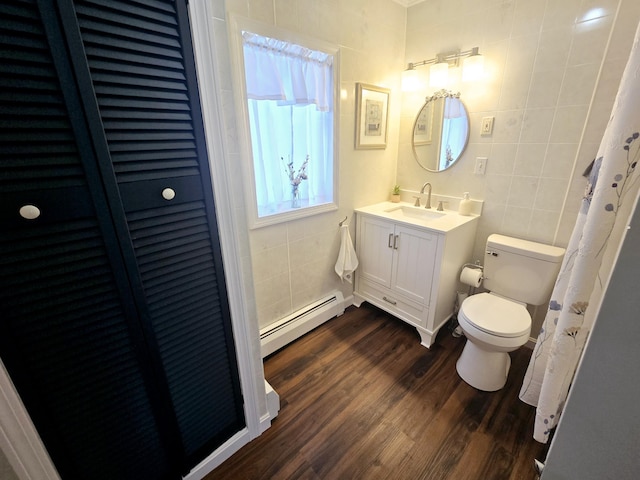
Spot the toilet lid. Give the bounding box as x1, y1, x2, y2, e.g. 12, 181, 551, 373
459, 293, 531, 338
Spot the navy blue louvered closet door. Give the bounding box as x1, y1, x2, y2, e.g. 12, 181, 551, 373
0, 1, 244, 479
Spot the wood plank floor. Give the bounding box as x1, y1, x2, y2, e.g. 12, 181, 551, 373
207, 303, 546, 480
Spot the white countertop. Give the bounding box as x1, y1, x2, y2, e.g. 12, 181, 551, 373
355, 201, 479, 233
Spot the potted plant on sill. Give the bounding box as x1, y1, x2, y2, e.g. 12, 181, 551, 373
391, 184, 401, 203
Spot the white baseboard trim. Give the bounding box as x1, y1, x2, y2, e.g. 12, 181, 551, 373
184, 381, 281, 479
260, 290, 346, 357
0, 361, 60, 480
264, 381, 280, 429
183, 429, 251, 480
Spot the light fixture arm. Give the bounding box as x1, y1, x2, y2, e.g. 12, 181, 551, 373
405, 46, 481, 71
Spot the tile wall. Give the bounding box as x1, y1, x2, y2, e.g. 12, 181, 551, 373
209, 0, 640, 332
211, 0, 406, 328
399, 0, 640, 336
399, 0, 640, 264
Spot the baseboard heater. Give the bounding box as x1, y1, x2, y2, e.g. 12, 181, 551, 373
259, 291, 345, 357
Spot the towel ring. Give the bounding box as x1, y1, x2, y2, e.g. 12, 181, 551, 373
338, 216, 348, 227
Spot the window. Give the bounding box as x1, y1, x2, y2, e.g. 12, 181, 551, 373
233, 20, 338, 227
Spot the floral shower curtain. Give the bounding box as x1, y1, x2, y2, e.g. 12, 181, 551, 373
519, 21, 640, 443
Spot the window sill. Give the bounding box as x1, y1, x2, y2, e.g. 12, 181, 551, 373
250, 201, 338, 229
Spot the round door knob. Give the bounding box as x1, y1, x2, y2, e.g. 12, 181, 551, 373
162, 188, 176, 200
19, 204, 41, 220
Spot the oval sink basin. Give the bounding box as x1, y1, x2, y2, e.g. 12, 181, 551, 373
384, 205, 446, 222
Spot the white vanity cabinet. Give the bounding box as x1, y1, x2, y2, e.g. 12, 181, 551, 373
357, 215, 437, 310
354, 202, 479, 348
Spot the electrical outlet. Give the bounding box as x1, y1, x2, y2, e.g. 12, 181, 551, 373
481, 116, 494, 135
475, 157, 487, 175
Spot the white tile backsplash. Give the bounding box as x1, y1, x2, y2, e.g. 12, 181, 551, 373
542, 0, 582, 32
549, 105, 590, 143
527, 69, 564, 108
543, 143, 579, 179
534, 28, 573, 72
215, 0, 639, 329
400, 0, 637, 265
514, 143, 547, 176
558, 64, 600, 106
520, 108, 555, 143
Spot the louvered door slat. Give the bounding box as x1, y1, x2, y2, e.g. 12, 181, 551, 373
0, 222, 171, 480
133, 221, 209, 249
132, 214, 207, 238
109, 130, 194, 142
135, 230, 210, 257
78, 10, 180, 41
3, 143, 80, 156
0, 2, 175, 479
86, 46, 185, 72
144, 266, 214, 299
152, 300, 219, 338
2, 1, 245, 476
73, 0, 244, 463
114, 157, 198, 172
82, 31, 183, 58
93, 74, 188, 93
77, 0, 178, 29
99, 97, 191, 111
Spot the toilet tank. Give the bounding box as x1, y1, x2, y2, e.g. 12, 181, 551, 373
483, 234, 565, 305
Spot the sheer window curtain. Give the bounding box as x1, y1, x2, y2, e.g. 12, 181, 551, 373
439, 98, 468, 169
242, 32, 333, 217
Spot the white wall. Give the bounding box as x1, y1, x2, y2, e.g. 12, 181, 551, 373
399, 0, 640, 335
215, 0, 407, 328
400, 0, 640, 261
213, 0, 640, 334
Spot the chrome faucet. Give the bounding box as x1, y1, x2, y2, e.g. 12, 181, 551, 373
420, 182, 432, 209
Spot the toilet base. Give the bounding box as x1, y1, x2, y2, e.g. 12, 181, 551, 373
456, 339, 512, 391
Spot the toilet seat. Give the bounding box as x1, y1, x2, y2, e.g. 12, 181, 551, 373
459, 293, 530, 338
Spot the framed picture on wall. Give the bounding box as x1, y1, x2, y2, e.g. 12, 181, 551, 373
413, 101, 433, 145
355, 83, 390, 149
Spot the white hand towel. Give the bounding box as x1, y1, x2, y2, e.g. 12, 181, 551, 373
334, 224, 359, 284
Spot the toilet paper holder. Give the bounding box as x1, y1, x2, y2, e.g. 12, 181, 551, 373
459, 262, 484, 289
460, 262, 483, 274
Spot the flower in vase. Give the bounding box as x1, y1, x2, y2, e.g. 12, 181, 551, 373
282, 156, 309, 208
283, 155, 309, 188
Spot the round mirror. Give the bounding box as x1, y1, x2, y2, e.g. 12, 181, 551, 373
412, 90, 470, 172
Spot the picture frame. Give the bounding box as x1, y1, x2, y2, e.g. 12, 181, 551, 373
355, 83, 390, 149
413, 101, 433, 145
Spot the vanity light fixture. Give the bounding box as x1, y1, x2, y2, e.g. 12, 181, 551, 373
461, 47, 484, 81
403, 47, 484, 89
401, 66, 421, 91
429, 55, 449, 88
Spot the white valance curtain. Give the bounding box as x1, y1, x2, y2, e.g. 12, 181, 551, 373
242, 32, 333, 111
440, 98, 468, 169
242, 32, 334, 216
519, 21, 640, 443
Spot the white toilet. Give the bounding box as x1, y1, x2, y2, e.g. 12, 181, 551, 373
456, 234, 565, 391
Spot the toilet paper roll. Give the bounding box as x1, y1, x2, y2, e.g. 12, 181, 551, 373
460, 266, 483, 288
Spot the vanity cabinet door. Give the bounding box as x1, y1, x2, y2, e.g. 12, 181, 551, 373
356, 216, 438, 306
391, 225, 437, 306
357, 215, 395, 288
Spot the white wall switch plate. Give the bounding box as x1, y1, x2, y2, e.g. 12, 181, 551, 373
481, 116, 494, 135
475, 157, 487, 175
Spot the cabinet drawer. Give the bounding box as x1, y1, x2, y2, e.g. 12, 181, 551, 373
358, 279, 427, 327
